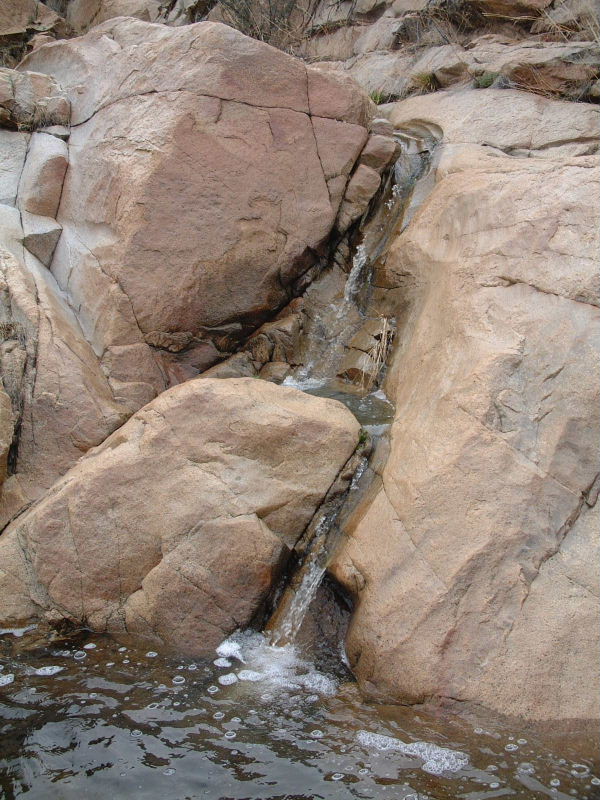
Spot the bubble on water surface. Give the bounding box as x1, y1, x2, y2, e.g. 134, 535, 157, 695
517, 738, 527, 745
311, 729, 324, 738
188, 664, 197, 671
0, 673, 15, 686
163, 768, 176, 776
83, 643, 96, 650
214, 657, 231, 668
73, 651, 86, 660
213, 712, 225, 720
357, 730, 469, 776
571, 765, 590, 777
550, 778, 561, 787
207, 685, 219, 694
34, 666, 63, 676
359, 768, 369, 775
490, 782, 500, 789
131, 729, 142, 738
224, 731, 236, 739
518, 763, 535, 774
172, 676, 185, 685
591, 777, 600, 786
218, 673, 238, 686
505, 744, 519, 752
146, 651, 157, 658
122, 659, 130, 664
106, 662, 115, 667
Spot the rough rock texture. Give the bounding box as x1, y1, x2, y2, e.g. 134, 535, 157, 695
0, 65, 130, 515
19, 19, 374, 407
66, 0, 162, 32
300, 0, 599, 102
0, 0, 71, 67
0, 378, 360, 654
0, 248, 128, 517
0, 67, 70, 130
330, 88, 600, 722
388, 87, 599, 157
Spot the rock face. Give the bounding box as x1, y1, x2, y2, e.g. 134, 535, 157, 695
330, 88, 600, 722
300, 0, 599, 102
0, 28, 378, 517
0, 378, 360, 654
19, 18, 374, 406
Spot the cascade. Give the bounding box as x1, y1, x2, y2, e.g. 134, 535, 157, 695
264, 129, 437, 647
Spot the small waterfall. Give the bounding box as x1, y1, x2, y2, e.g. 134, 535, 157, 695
343, 244, 368, 305
265, 128, 438, 649
267, 543, 327, 646
265, 447, 369, 646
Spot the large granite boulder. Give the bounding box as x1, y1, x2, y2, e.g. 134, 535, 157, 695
19, 19, 374, 406
330, 89, 600, 722
0, 378, 360, 654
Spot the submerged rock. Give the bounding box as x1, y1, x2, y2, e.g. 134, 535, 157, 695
0, 378, 360, 654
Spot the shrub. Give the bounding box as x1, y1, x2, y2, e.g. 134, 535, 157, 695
474, 71, 500, 88
409, 71, 440, 94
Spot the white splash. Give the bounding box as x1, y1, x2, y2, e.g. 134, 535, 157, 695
215, 631, 337, 697
357, 730, 469, 776
0, 625, 37, 638
344, 244, 369, 304
216, 639, 245, 663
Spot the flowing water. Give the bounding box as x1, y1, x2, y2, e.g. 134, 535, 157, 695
1, 625, 598, 799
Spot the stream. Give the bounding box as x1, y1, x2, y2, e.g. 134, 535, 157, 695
1, 132, 598, 799
1, 624, 598, 799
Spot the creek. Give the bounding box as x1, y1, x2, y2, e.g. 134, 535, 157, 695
1, 131, 598, 800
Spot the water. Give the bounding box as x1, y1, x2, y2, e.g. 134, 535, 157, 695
1, 626, 598, 799
268, 136, 434, 649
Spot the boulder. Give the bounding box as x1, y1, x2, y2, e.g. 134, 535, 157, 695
0, 378, 360, 655
330, 95, 600, 722
388, 87, 599, 156
66, 0, 161, 32
17, 132, 68, 217
0, 67, 70, 131
0, 0, 70, 67
19, 19, 373, 398
337, 164, 382, 232
0, 248, 129, 512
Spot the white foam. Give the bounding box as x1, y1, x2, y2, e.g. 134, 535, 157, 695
282, 376, 326, 392
216, 638, 245, 663
0, 625, 36, 638
34, 666, 63, 676
356, 730, 469, 776
214, 657, 232, 668
0, 673, 15, 686
238, 670, 263, 682
215, 631, 337, 697
218, 673, 238, 686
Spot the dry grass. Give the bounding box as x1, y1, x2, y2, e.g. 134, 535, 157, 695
360, 316, 394, 391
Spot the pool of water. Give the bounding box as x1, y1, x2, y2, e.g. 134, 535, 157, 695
1, 626, 598, 800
